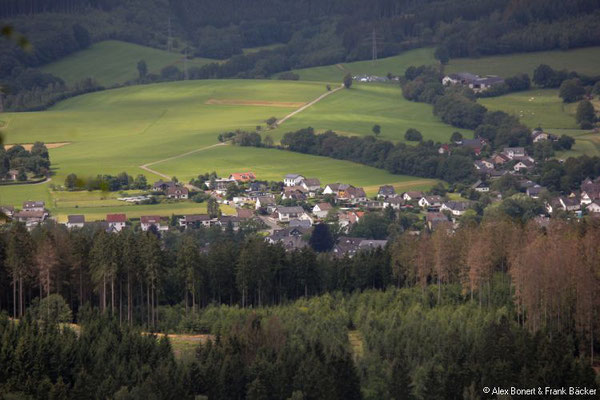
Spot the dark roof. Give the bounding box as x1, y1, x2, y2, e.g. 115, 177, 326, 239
166, 186, 189, 195
301, 178, 321, 187
23, 201, 45, 209
68, 215, 85, 224
378, 185, 396, 195
183, 214, 210, 222
277, 206, 304, 214
443, 201, 470, 212
346, 187, 367, 198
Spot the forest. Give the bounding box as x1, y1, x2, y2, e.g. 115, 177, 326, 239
0, 217, 599, 399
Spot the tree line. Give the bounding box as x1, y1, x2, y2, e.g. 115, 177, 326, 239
0, 141, 50, 179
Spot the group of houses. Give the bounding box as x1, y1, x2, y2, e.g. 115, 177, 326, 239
442, 72, 505, 93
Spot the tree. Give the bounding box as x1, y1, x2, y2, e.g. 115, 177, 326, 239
372, 124, 381, 137
65, 173, 78, 190
263, 134, 274, 147
309, 223, 334, 252
450, 131, 463, 142
404, 129, 422, 142
17, 168, 27, 181
533, 64, 556, 87
137, 60, 148, 80
559, 78, 585, 103
207, 197, 221, 218
576, 100, 595, 127
6, 222, 34, 317
266, 117, 278, 127
72, 24, 91, 49
343, 73, 353, 89
177, 236, 200, 313
434, 45, 449, 65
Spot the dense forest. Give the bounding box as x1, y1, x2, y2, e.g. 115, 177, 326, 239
1, 218, 599, 398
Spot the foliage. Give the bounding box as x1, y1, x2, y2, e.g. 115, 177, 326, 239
1, 142, 50, 178
576, 100, 596, 127
559, 78, 585, 103
404, 129, 422, 142
28, 294, 73, 323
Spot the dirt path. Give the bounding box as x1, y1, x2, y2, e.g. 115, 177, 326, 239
139, 142, 226, 179
276, 84, 344, 126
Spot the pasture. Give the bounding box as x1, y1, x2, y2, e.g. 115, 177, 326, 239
446, 46, 600, 78
478, 89, 579, 130
41, 40, 216, 87
0, 79, 439, 211
552, 129, 600, 159
272, 83, 470, 143
291, 47, 436, 82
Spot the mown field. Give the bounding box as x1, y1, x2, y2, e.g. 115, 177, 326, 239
40, 40, 217, 87
291, 47, 436, 82
552, 129, 600, 159
0, 79, 438, 211
272, 83, 470, 142
446, 46, 600, 78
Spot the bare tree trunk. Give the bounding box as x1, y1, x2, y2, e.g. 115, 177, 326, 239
19, 277, 24, 317
127, 272, 132, 325
111, 277, 115, 314
119, 278, 122, 324
146, 284, 150, 328
12, 277, 16, 318
102, 274, 107, 313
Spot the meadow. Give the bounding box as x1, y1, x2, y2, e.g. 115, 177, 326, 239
40, 40, 216, 87
478, 89, 579, 130
0, 79, 438, 212
272, 83, 470, 142
446, 46, 600, 78
552, 129, 600, 159
291, 47, 436, 82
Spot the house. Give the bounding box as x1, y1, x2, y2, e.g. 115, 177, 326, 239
442, 72, 505, 93
438, 144, 451, 154
0, 205, 15, 218
402, 191, 424, 201
377, 185, 396, 199
312, 202, 333, 218
216, 215, 241, 230
586, 201, 600, 213
425, 212, 449, 231
580, 181, 600, 205
559, 197, 581, 212
418, 195, 443, 210
502, 147, 526, 160
152, 180, 176, 192
358, 240, 388, 251
14, 210, 48, 228
7, 169, 18, 181
365, 200, 384, 209
281, 187, 307, 201
514, 159, 535, 172
342, 187, 367, 204
66, 215, 85, 229
276, 206, 305, 222
460, 138, 487, 155
300, 178, 321, 192
323, 183, 350, 195
266, 227, 310, 250
491, 153, 510, 166
207, 178, 236, 195
106, 214, 127, 232
474, 159, 494, 171
440, 201, 471, 216
140, 215, 168, 232
256, 196, 276, 212
383, 197, 405, 210
471, 180, 489, 192
338, 211, 364, 230
229, 172, 256, 182
23, 201, 45, 212
526, 185, 546, 199
166, 186, 189, 199
179, 214, 211, 228
531, 130, 549, 142
290, 219, 312, 229
333, 237, 387, 258
284, 174, 305, 187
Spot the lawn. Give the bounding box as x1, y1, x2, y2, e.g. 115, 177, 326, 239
552, 129, 600, 159
40, 40, 216, 87
291, 47, 436, 82
271, 83, 471, 143
446, 46, 600, 78
151, 145, 438, 196
479, 89, 579, 130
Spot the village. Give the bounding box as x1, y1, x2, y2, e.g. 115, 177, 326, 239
3, 127, 600, 258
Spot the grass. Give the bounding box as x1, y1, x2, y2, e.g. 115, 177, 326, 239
291, 47, 436, 82
271, 83, 471, 143
41, 40, 216, 87
553, 129, 600, 159
479, 89, 579, 129
1, 78, 439, 210
446, 46, 600, 77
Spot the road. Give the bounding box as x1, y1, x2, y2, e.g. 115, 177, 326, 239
276, 84, 344, 126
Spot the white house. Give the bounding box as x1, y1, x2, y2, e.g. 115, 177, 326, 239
66, 215, 85, 229
23, 201, 45, 212
284, 174, 305, 187
440, 201, 470, 216
312, 202, 333, 218
140, 215, 168, 231
531, 130, 549, 142
276, 206, 305, 222
502, 147, 526, 160
166, 186, 189, 199
586, 201, 600, 213
106, 214, 127, 232
471, 180, 489, 192
402, 191, 424, 201
418, 195, 442, 209
514, 159, 534, 172
442, 72, 505, 93
383, 197, 404, 210
300, 178, 321, 193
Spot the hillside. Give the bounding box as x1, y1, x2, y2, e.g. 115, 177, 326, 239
40, 40, 217, 87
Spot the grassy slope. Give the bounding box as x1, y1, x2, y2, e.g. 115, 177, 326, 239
0, 79, 437, 211
270, 83, 470, 143
41, 40, 216, 86
446, 46, 600, 78
291, 47, 436, 82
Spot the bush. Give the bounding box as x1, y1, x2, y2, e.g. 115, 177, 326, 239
28, 294, 73, 323
404, 128, 423, 141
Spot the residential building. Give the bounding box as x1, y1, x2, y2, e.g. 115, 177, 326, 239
14, 210, 48, 228
323, 183, 350, 195
300, 178, 321, 192
106, 214, 127, 232
425, 212, 450, 231
7, 169, 18, 181
237, 208, 254, 220
266, 227, 310, 250
66, 215, 85, 229
229, 172, 256, 182
333, 237, 387, 258
586, 201, 600, 213
166, 186, 189, 199
140, 215, 168, 231
471, 180, 489, 192
440, 201, 471, 216
383, 197, 405, 210
402, 191, 424, 201
179, 214, 211, 228
23, 201, 45, 212
502, 147, 526, 160
559, 197, 581, 212
256, 196, 276, 211
460, 138, 487, 155
284, 174, 305, 187
377, 185, 396, 199
0, 205, 15, 218
442, 72, 505, 92
514, 159, 535, 172
418, 195, 443, 210
526, 185, 546, 199
531, 130, 549, 142
342, 187, 367, 204
276, 206, 305, 222
312, 202, 333, 218
152, 180, 176, 192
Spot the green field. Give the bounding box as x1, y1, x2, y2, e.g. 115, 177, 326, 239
272, 83, 470, 142
552, 129, 600, 159
446, 46, 600, 78
41, 40, 216, 87
479, 89, 579, 130
291, 47, 436, 82
0, 79, 438, 212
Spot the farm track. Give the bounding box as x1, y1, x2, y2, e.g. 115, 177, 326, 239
139, 86, 344, 178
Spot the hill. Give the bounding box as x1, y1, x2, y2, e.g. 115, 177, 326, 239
0, 79, 437, 213
40, 40, 217, 87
